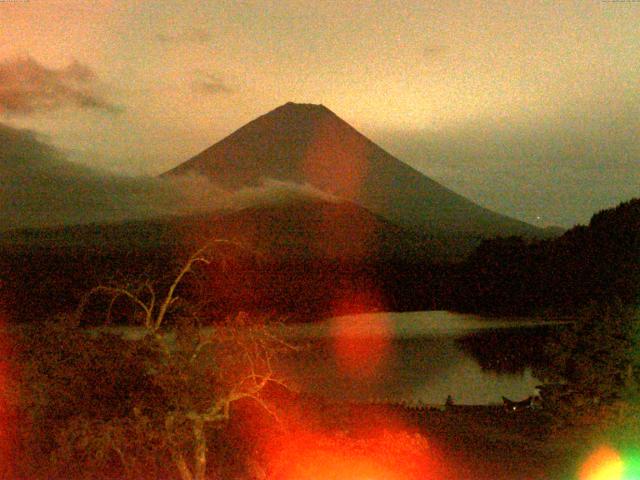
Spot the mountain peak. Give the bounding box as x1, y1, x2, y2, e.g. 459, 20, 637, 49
278, 101, 329, 112
165, 105, 543, 237
266, 101, 336, 121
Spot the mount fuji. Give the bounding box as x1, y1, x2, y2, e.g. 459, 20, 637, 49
165, 102, 542, 237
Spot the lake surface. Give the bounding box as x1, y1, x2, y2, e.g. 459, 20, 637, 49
92, 310, 562, 405
274, 311, 560, 405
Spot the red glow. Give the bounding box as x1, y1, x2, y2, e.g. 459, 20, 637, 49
579, 445, 624, 480
315, 202, 378, 259
329, 291, 392, 380
302, 115, 369, 199
266, 427, 447, 480
0, 305, 15, 478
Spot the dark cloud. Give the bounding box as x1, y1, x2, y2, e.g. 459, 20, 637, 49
157, 27, 213, 45
0, 56, 121, 115
192, 71, 235, 95
0, 123, 334, 231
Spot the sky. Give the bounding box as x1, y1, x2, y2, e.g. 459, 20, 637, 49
0, 0, 638, 228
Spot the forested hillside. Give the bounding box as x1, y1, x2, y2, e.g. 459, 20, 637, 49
455, 198, 640, 315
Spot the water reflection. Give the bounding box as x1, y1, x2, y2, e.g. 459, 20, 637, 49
277, 311, 561, 405
455, 326, 554, 375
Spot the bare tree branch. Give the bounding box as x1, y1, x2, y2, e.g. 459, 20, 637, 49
70, 238, 293, 480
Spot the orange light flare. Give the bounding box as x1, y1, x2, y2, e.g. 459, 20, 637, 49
314, 201, 379, 260
329, 290, 393, 381
578, 445, 625, 480
301, 114, 370, 199
265, 426, 449, 480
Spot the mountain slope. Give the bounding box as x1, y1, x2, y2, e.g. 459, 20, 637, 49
0, 122, 218, 230
0, 198, 455, 321
165, 102, 542, 237
0, 197, 446, 261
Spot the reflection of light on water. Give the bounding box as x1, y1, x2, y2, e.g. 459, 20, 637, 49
91, 311, 553, 405
92, 310, 562, 340
279, 310, 565, 340
411, 357, 541, 405
330, 313, 393, 380
272, 311, 548, 405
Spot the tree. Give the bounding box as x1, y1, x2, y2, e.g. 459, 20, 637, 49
16, 239, 294, 480
538, 300, 639, 428
15, 316, 159, 479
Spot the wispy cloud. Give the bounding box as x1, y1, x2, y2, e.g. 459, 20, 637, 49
423, 44, 450, 57
0, 123, 336, 230
157, 27, 213, 45
192, 71, 235, 95
0, 56, 121, 115
231, 178, 339, 208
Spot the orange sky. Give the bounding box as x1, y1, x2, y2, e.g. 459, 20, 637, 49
0, 0, 638, 226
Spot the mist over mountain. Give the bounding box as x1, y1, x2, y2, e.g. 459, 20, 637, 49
0, 122, 341, 231
166, 102, 543, 237
3, 106, 637, 322
2, 103, 545, 239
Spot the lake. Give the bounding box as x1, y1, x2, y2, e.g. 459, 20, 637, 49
274, 311, 561, 405
91, 310, 563, 406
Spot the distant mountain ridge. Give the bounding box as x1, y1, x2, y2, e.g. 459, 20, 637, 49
165, 102, 543, 237
0, 197, 458, 262
0, 198, 459, 322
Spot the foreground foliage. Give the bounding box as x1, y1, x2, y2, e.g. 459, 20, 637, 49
12, 240, 293, 480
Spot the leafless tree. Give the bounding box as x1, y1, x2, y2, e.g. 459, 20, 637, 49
76, 239, 295, 480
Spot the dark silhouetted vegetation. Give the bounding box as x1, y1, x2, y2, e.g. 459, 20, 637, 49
3, 198, 637, 324
456, 326, 555, 375
455, 198, 640, 316
9, 241, 297, 480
